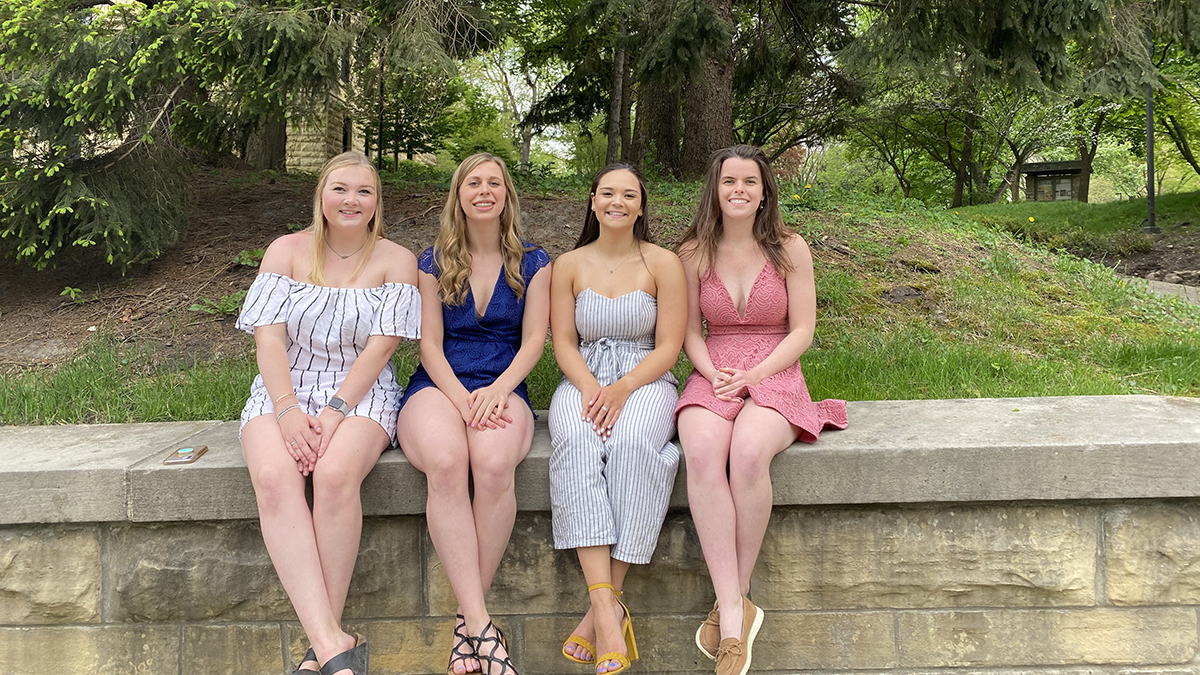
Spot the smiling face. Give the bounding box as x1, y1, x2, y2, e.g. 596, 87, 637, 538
591, 169, 644, 231
717, 157, 763, 223
321, 164, 377, 232
457, 161, 507, 223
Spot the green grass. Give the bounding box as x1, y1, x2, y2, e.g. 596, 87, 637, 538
956, 190, 1200, 257
3, 186, 1198, 425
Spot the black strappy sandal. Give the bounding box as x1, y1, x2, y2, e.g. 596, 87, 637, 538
475, 621, 518, 675
318, 634, 369, 675
448, 614, 479, 675
294, 647, 320, 675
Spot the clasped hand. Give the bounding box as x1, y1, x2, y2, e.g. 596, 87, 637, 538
581, 379, 633, 439
463, 384, 514, 430
712, 367, 758, 402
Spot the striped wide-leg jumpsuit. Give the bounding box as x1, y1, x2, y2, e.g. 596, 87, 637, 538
549, 289, 680, 564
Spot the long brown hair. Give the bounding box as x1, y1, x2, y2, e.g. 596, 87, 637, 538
308, 152, 384, 286
679, 145, 792, 275
434, 153, 528, 305
573, 163, 653, 249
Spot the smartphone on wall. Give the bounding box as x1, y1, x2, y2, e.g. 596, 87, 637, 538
163, 445, 208, 465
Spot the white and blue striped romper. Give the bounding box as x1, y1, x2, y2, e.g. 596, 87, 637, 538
236, 272, 421, 442
548, 289, 680, 564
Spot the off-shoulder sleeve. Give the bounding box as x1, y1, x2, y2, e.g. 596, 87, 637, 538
235, 272, 293, 334
521, 244, 551, 283
370, 283, 422, 338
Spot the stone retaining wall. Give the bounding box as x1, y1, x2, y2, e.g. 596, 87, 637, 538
2, 395, 1199, 674
5, 503, 1200, 673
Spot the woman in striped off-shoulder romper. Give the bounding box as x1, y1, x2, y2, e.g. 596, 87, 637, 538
548, 164, 687, 675
237, 152, 420, 675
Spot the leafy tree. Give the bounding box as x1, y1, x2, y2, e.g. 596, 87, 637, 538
0, 0, 488, 270
357, 68, 463, 167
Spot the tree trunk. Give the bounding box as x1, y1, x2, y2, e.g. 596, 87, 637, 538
951, 124, 972, 208
681, 0, 734, 178
632, 81, 683, 176
1077, 145, 1094, 203
606, 34, 626, 165
620, 60, 633, 162
245, 114, 286, 171
1075, 110, 1107, 204
1163, 114, 1200, 177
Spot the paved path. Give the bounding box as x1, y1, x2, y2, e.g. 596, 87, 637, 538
1122, 275, 1200, 304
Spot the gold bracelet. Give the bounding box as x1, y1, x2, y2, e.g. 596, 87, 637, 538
273, 392, 297, 405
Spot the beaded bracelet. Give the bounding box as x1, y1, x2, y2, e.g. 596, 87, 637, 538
275, 404, 301, 421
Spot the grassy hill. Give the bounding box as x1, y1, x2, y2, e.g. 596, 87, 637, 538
2, 175, 1198, 425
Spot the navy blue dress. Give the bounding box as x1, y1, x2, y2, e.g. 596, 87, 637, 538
399, 244, 551, 412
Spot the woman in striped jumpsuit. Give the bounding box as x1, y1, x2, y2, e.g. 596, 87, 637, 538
548, 164, 687, 675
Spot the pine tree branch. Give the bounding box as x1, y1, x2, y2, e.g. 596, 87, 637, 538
105, 82, 185, 170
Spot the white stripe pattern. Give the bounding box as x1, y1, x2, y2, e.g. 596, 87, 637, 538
235, 272, 421, 442
549, 289, 679, 564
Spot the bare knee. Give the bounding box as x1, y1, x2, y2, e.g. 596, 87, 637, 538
311, 458, 363, 509
419, 445, 470, 495
728, 442, 776, 488
470, 450, 516, 496
683, 441, 730, 484
249, 464, 303, 513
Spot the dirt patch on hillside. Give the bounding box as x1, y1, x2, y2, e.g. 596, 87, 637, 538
1105, 227, 1200, 285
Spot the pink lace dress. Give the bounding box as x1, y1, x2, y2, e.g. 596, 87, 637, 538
675, 261, 847, 442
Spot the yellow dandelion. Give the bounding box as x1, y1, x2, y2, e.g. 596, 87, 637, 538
805, 184, 812, 189
1028, 216, 1035, 222
793, 194, 800, 199
844, 212, 851, 216
954, 211, 959, 215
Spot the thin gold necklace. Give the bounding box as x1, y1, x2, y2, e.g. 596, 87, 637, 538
328, 236, 369, 260
599, 242, 637, 274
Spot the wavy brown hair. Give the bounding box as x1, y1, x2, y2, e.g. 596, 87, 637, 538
679, 144, 793, 276
308, 152, 384, 286
434, 153, 528, 305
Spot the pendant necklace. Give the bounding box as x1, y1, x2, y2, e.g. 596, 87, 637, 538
600, 243, 637, 274
328, 237, 369, 260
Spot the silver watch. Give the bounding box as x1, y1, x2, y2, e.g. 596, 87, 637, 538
327, 396, 351, 416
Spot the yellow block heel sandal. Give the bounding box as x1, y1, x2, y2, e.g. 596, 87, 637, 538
589, 583, 637, 675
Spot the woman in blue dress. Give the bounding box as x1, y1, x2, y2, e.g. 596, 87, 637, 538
396, 152, 551, 675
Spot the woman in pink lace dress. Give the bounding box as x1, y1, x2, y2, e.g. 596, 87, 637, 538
675, 145, 847, 675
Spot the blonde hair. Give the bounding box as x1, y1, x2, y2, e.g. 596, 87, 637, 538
434, 153, 528, 305
308, 152, 384, 286
680, 144, 793, 276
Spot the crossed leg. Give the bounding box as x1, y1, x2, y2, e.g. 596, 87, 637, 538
398, 388, 534, 674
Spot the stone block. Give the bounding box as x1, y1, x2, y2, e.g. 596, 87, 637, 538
1105, 504, 1200, 605
0, 525, 100, 624
181, 624, 283, 675
756, 505, 1096, 609
624, 512, 718, 614
109, 518, 424, 622
0, 420, 219, 524
897, 608, 1197, 666
345, 518, 425, 618
0, 625, 178, 675
108, 520, 291, 621
753, 611, 897, 669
